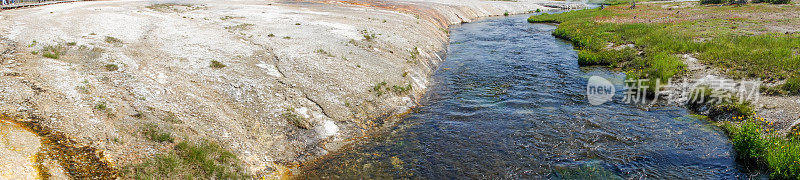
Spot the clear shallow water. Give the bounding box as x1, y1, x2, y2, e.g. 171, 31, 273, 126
301, 14, 745, 179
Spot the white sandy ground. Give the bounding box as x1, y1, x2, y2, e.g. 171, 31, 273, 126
0, 0, 585, 177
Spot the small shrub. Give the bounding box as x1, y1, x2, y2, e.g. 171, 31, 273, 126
283, 36, 291, 39
210, 60, 226, 68
267, 33, 275, 37
371, 81, 388, 96
41, 45, 67, 59
104, 36, 123, 44
94, 102, 108, 111
503, 11, 509, 16
391, 84, 413, 94
360, 30, 377, 41
104, 64, 119, 71
66, 42, 77, 46
409, 47, 420, 61
31, 51, 38, 55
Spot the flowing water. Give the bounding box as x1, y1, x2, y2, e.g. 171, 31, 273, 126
301, 14, 746, 179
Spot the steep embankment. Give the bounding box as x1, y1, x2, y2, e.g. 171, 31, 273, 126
0, 0, 584, 178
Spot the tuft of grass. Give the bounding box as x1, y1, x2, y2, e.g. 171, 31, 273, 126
41, 45, 67, 59
224, 23, 254, 31
409, 47, 420, 63
720, 118, 800, 179
142, 124, 174, 143
163, 112, 181, 124
210, 60, 226, 68
66, 42, 77, 46
782, 77, 800, 95
371, 81, 388, 96
94, 102, 108, 111
503, 11, 510, 16
267, 33, 275, 37
282, 107, 310, 129
360, 30, 377, 41
124, 140, 248, 179
146, 3, 204, 13
283, 36, 291, 39
104, 36, 123, 44
315, 49, 334, 57
391, 84, 413, 94
219, 16, 241, 20
104, 64, 119, 71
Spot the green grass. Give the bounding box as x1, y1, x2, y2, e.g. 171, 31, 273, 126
783, 77, 800, 95
360, 30, 377, 41
391, 84, 413, 94
104, 36, 123, 44
528, 6, 800, 86
282, 107, 310, 129
225, 23, 254, 31
104, 64, 119, 71
94, 102, 108, 111
720, 118, 800, 179
210, 60, 226, 68
315, 49, 334, 57
142, 124, 174, 143
371, 81, 388, 96
41, 45, 67, 59
124, 140, 248, 179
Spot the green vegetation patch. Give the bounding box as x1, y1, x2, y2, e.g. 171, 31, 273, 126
528, 3, 800, 86
124, 140, 249, 179
282, 107, 311, 129
224, 23, 254, 31
41, 44, 67, 59
210, 60, 226, 68
104, 36, 123, 45
142, 123, 174, 143
720, 118, 800, 179
104, 64, 119, 71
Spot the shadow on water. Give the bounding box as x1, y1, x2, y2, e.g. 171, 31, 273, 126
300, 14, 745, 179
